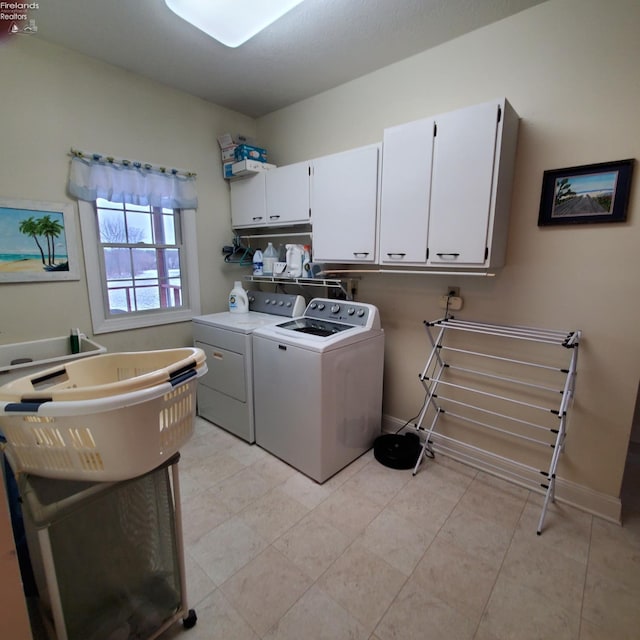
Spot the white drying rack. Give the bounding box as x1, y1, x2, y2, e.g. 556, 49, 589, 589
413, 317, 581, 534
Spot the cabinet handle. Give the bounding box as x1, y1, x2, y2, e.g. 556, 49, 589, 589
353, 252, 370, 257
436, 253, 460, 258
387, 252, 406, 258
269, 215, 281, 220
252, 216, 264, 221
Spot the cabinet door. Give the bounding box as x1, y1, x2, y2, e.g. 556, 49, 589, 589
265, 161, 310, 225
311, 145, 379, 263
230, 173, 267, 228
427, 101, 500, 265
379, 118, 434, 264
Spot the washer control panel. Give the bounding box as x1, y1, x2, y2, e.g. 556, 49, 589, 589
304, 298, 377, 328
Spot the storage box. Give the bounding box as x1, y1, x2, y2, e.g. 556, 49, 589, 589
223, 161, 235, 179
217, 132, 255, 150
221, 145, 237, 162
224, 160, 276, 179
234, 144, 268, 163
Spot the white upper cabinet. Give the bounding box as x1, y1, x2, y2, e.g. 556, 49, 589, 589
229, 98, 519, 270
230, 161, 310, 229
311, 144, 380, 263
427, 98, 519, 268
379, 117, 435, 265
265, 161, 311, 226
230, 173, 267, 228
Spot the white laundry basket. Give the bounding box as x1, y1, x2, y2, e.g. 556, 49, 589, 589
0, 348, 207, 481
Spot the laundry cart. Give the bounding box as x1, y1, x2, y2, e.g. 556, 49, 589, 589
0, 348, 207, 640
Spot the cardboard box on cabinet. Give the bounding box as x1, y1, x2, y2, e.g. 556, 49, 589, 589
234, 144, 268, 163
223, 159, 276, 179
217, 133, 256, 149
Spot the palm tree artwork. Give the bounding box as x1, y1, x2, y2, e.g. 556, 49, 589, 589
18, 216, 47, 265
18, 214, 69, 271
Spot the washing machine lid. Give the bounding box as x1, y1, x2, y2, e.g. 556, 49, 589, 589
275, 317, 353, 338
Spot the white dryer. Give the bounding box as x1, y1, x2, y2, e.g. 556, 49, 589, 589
192, 291, 305, 443
252, 298, 384, 482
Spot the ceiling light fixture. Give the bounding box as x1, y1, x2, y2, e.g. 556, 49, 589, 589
164, 0, 306, 48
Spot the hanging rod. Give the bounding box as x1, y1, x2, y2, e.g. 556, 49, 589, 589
319, 269, 496, 277
437, 345, 568, 373
430, 318, 577, 346
422, 376, 556, 414
69, 148, 196, 177
237, 231, 312, 240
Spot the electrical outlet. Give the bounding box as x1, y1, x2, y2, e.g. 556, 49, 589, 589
446, 286, 460, 297
439, 295, 463, 310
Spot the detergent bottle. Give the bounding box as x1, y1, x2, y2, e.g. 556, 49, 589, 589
228, 281, 249, 313
252, 249, 263, 276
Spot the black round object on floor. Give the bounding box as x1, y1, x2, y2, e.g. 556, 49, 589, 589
374, 432, 421, 469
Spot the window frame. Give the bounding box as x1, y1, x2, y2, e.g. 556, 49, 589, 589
78, 200, 201, 334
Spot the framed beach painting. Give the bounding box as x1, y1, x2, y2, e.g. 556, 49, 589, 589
0, 198, 80, 282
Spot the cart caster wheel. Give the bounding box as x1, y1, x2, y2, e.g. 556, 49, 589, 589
183, 609, 197, 629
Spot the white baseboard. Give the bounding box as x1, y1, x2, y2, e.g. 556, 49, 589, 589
382, 414, 622, 525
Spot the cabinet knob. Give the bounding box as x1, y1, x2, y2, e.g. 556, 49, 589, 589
252, 216, 264, 221
353, 252, 370, 257
387, 252, 406, 258
269, 215, 281, 220
436, 253, 460, 258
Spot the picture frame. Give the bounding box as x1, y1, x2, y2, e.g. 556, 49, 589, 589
538, 159, 634, 226
0, 198, 80, 282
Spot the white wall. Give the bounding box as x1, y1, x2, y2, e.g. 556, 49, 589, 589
0, 37, 252, 353
257, 0, 640, 517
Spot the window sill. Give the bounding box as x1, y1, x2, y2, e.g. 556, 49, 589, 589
91, 308, 198, 334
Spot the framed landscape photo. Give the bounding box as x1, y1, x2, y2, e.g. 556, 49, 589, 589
538, 159, 634, 226
0, 198, 80, 282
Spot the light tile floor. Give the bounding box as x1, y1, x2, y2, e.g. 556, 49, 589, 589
158, 420, 640, 640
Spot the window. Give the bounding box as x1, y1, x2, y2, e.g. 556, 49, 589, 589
78, 199, 200, 333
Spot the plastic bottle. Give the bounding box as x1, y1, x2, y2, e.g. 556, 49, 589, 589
285, 244, 304, 278
70, 328, 80, 354
263, 242, 277, 276
252, 249, 263, 276
302, 245, 312, 278
228, 281, 249, 313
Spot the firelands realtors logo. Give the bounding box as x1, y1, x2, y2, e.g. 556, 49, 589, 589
1, 2, 39, 37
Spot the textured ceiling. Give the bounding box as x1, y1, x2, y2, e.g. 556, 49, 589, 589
29, 0, 546, 118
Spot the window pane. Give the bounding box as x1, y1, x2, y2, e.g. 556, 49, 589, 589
165, 248, 180, 273
126, 211, 152, 243
107, 285, 131, 314
97, 209, 126, 243
96, 198, 123, 210
132, 248, 157, 277
126, 203, 151, 212
134, 282, 160, 311
162, 214, 176, 244
104, 247, 132, 279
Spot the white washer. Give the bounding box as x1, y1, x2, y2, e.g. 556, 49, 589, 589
192, 291, 305, 443
252, 298, 384, 482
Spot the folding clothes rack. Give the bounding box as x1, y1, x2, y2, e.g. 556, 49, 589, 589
413, 317, 581, 534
